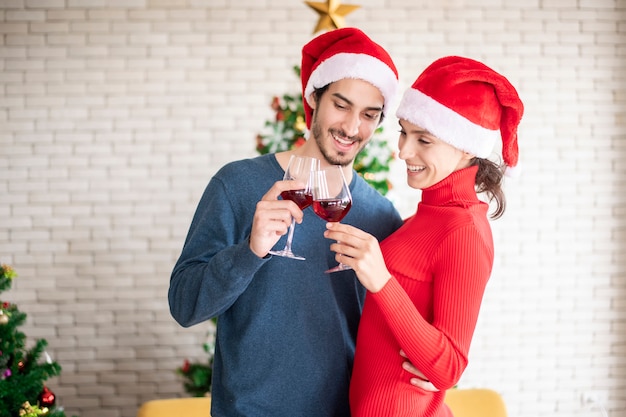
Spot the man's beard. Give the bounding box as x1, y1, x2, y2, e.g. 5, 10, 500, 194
310, 113, 367, 167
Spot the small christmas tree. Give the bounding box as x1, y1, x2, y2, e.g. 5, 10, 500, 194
0, 264, 70, 417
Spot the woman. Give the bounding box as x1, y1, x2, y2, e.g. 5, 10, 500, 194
324, 56, 524, 416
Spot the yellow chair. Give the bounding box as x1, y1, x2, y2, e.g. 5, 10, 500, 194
136, 397, 212, 417
444, 388, 508, 417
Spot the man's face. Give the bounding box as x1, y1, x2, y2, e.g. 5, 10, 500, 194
309, 79, 384, 167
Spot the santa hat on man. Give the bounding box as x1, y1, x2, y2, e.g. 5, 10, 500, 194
396, 56, 524, 175
301, 27, 399, 129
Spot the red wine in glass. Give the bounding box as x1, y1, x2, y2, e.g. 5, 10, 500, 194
281, 189, 313, 210
268, 155, 319, 260
311, 166, 354, 273
312, 199, 351, 222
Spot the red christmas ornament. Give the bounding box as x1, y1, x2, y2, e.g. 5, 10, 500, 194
270, 96, 281, 111
294, 137, 306, 148
39, 386, 56, 407
181, 359, 190, 374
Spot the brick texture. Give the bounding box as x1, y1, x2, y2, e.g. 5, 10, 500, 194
1, 1, 625, 416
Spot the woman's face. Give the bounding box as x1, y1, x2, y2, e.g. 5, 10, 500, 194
397, 119, 474, 190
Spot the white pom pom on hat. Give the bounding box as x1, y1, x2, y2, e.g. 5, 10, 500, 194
395, 56, 524, 174
301, 27, 399, 129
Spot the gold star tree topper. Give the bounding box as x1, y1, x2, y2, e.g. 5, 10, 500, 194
305, 0, 361, 34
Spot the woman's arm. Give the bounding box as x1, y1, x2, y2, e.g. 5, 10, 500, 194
370, 227, 492, 390
324, 222, 492, 390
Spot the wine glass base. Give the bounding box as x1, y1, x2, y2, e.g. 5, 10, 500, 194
268, 249, 305, 261
325, 263, 352, 273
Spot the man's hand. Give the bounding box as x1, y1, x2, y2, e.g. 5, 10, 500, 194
400, 350, 439, 392
249, 179, 304, 258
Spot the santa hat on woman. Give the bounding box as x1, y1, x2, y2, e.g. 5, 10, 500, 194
300, 27, 399, 129
396, 56, 524, 175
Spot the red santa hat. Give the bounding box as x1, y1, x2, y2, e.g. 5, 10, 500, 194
301, 27, 399, 129
396, 56, 524, 175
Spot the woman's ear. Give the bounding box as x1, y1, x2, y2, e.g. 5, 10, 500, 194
456, 151, 476, 171
463, 151, 475, 161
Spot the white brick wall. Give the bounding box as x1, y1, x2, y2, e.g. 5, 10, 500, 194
1, 1, 624, 416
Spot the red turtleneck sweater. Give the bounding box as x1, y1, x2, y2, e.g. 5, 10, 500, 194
350, 166, 494, 417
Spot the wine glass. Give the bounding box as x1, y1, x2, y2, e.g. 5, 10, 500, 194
311, 165, 353, 273
268, 155, 320, 260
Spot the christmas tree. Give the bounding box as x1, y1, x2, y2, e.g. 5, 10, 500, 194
0, 264, 70, 417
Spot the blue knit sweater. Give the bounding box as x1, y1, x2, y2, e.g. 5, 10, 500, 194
169, 154, 402, 417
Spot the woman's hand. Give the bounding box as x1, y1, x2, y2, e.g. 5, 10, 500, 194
323, 222, 391, 292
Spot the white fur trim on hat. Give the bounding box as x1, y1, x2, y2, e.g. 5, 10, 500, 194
304, 52, 398, 113
504, 161, 521, 178
395, 89, 500, 158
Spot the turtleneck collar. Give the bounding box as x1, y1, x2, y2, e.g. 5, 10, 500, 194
420, 165, 480, 207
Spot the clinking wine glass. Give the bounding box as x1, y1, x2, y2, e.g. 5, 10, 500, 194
268, 155, 320, 260
311, 165, 353, 273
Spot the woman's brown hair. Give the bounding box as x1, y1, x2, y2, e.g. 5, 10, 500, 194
472, 157, 506, 219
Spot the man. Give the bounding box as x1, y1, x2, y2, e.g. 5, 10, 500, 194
169, 28, 406, 416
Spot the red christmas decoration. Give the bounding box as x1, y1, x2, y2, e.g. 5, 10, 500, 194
39, 385, 56, 407
181, 359, 191, 374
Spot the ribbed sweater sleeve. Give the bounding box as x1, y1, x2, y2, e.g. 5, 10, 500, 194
370, 224, 493, 390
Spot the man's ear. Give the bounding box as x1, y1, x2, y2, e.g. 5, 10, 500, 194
308, 94, 317, 110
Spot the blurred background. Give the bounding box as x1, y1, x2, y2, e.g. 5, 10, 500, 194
1, 0, 625, 416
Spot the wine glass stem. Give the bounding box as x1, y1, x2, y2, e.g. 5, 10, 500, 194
284, 217, 297, 252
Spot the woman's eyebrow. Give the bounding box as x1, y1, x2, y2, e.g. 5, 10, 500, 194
399, 122, 435, 136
